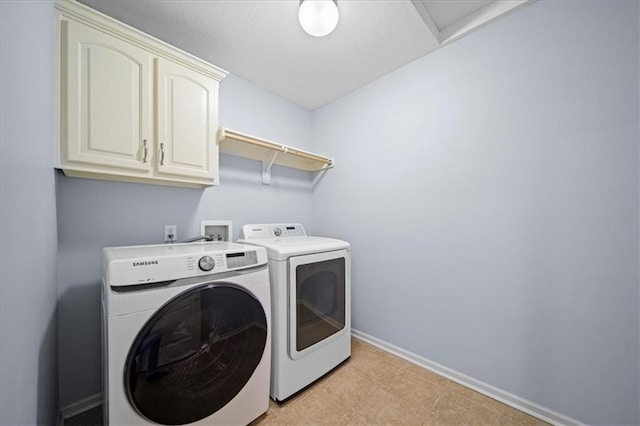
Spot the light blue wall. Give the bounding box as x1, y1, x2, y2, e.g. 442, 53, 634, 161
3, 0, 639, 423
312, 0, 639, 424
0, 1, 59, 424
56, 74, 314, 407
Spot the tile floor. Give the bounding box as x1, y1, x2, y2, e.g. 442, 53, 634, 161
251, 337, 550, 426
65, 337, 549, 426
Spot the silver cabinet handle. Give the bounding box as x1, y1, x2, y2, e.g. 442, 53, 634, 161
142, 139, 148, 163
160, 143, 165, 165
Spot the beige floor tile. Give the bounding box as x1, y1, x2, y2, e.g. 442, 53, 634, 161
351, 337, 373, 354
429, 391, 503, 426
385, 368, 445, 418
501, 405, 551, 425
256, 338, 548, 426
401, 360, 451, 386
277, 385, 354, 425
358, 384, 424, 425
312, 363, 375, 411
364, 343, 406, 366
445, 380, 509, 415
268, 386, 315, 420
250, 411, 285, 426
268, 399, 280, 409
369, 345, 411, 369
342, 411, 371, 425
350, 346, 406, 387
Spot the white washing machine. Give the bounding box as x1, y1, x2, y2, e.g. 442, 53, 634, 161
238, 223, 350, 402
102, 242, 271, 425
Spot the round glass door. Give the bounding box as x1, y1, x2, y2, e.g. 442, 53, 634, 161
124, 283, 267, 425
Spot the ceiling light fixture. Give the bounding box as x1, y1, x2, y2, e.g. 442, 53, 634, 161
298, 0, 339, 37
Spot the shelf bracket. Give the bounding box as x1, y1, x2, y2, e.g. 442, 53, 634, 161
262, 150, 281, 185
312, 160, 334, 188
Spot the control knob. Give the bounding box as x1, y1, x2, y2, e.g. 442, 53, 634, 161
274, 227, 283, 237
198, 256, 215, 271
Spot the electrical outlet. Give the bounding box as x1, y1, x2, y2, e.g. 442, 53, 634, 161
164, 225, 177, 243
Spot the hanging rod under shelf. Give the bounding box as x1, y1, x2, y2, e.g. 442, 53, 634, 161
218, 127, 334, 172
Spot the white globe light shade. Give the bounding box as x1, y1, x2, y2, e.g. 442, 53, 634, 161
298, 0, 339, 37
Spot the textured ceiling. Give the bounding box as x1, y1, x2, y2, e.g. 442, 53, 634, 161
78, 0, 531, 109
425, 0, 494, 30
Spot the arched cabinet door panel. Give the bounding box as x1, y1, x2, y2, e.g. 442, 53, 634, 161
125, 284, 268, 425
156, 58, 219, 182
63, 19, 153, 173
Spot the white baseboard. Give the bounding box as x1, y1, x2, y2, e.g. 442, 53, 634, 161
351, 329, 582, 426
60, 392, 103, 422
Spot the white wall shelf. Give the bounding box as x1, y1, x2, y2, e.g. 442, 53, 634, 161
218, 127, 334, 184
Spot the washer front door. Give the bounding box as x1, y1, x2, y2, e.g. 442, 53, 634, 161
125, 283, 267, 425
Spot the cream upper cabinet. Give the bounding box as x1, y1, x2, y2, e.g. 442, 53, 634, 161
64, 20, 153, 173
156, 59, 218, 181
55, 0, 227, 188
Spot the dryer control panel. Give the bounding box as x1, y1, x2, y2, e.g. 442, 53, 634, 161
241, 223, 306, 239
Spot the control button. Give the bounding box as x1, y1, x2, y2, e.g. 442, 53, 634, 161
274, 227, 282, 237
198, 256, 215, 271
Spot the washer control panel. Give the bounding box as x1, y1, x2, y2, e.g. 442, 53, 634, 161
105, 243, 267, 287
185, 250, 258, 275
225, 251, 258, 269
194, 251, 259, 274
241, 223, 307, 239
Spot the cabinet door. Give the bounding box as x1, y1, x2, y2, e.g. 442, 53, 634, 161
64, 20, 152, 172
156, 58, 219, 182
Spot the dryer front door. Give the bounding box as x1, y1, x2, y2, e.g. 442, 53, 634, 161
288, 249, 350, 360
124, 283, 267, 425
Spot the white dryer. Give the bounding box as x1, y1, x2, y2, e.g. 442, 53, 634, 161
239, 224, 350, 402
102, 242, 271, 425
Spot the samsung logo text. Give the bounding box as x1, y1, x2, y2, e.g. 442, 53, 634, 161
132, 261, 159, 267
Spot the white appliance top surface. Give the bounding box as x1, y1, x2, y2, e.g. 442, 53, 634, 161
239, 224, 349, 260
103, 241, 254, 261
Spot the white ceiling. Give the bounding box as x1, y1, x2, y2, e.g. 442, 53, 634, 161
78, 0, 531, 110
